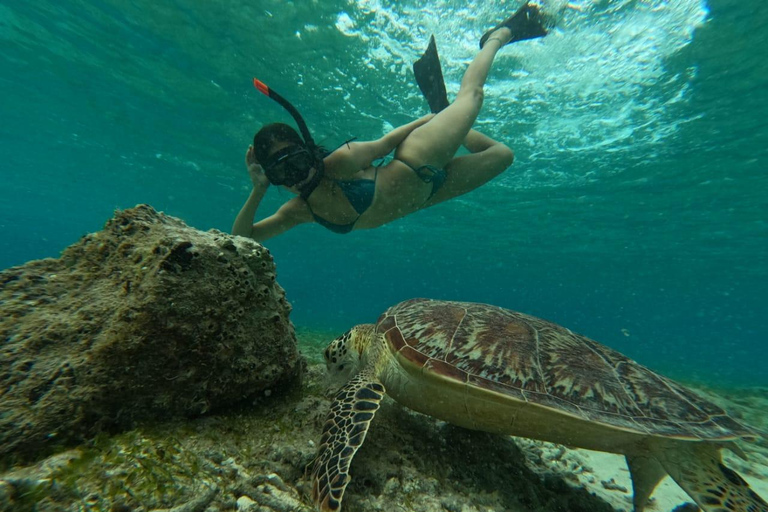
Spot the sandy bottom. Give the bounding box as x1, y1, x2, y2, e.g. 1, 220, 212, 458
516, 441, 768, 511
515, 386, 768, 511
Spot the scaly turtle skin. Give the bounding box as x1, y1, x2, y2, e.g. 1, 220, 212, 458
310, 298, 767, 512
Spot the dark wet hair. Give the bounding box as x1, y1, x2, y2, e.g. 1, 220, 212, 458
253, 123, 305, 164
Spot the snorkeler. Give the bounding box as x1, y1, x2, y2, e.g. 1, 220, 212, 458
233, 2, 551, 242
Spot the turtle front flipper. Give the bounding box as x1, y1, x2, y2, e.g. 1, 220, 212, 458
653, 441, 768, 512
310, 371, 385, 512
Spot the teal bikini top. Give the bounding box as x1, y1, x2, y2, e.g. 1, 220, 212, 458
307, 172, 377, 234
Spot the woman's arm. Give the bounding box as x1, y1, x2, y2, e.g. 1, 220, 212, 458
233, 184, 310, 242
232, 146, 310, 242
370, 113, 436, 157
247, 199, 310, 242
232, 185, 268, 237
232, 145, 270, 237
326, 114, 435, 176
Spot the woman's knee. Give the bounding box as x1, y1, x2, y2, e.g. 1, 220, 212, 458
487, 144, 514, 171
498, 144, 514, 168
482, 145, 514, 180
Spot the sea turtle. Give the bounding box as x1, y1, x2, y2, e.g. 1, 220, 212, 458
310, 298, 767, 512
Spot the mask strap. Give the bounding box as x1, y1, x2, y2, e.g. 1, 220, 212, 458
263, 145, 307, 171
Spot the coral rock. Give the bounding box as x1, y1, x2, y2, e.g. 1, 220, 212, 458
0, 204, 302, 459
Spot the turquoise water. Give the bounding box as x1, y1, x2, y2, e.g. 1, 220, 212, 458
1, 0, 766, 386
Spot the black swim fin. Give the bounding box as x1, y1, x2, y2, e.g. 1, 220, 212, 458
413, 35, 449, 114
479, 2, 551, 49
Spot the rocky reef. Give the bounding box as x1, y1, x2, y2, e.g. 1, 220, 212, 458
0, 205, 302, 460
0, 363, 624, 512
3, 357, 765, 511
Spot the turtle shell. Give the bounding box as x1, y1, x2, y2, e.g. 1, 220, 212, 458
376, 298, 757, 440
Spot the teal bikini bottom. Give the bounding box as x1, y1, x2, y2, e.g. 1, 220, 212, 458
394, 159, 447, 200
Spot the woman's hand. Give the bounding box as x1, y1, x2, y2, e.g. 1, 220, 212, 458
245, 145, 270, 189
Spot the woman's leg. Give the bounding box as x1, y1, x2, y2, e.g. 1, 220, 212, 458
394, 26, 513, 169
422, 129, 514, 208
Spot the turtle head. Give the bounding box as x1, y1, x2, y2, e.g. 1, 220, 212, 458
323, 324, 376, 378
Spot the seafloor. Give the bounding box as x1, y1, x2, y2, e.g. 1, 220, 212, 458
1, 328, 766, 512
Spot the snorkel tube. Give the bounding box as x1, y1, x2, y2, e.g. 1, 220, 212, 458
253, 79, 317, 148
253, 78, 325, 197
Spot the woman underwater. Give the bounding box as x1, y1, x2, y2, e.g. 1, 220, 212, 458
233, 3, 550, 242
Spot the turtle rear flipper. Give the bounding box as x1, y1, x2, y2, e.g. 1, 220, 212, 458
626, 454, 667, 512
653, 441, 768, 512
311, 371, 385, 512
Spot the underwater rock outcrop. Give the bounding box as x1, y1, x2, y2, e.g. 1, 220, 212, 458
2, 353, 765, 511
0, 365, 624, 512
0, 204, 302, 459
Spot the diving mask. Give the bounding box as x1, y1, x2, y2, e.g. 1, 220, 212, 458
263, 144, 322, 187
